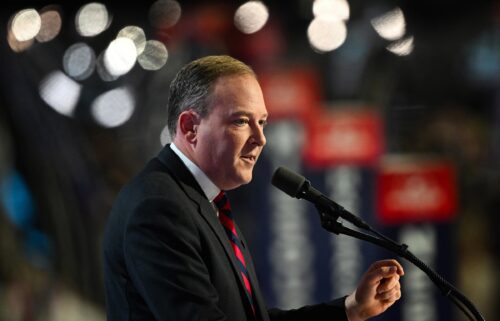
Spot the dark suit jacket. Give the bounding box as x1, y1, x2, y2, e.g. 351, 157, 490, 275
103, 146, 348, 321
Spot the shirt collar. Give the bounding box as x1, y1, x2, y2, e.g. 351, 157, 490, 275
170, 143, 220, 202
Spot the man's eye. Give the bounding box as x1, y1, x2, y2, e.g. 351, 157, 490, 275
234, 119, 249, 126
259, 120, 268, 127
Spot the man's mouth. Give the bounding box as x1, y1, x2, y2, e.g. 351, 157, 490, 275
241, 155, 257, 163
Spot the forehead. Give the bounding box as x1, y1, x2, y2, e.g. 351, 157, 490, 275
209, 74, 267, 116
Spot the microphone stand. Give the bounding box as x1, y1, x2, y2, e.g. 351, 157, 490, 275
315, 205, 486, 321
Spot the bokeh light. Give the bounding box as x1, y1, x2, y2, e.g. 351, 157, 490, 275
75, 2, 110, 37
234, 1, 269, 34
91, 87, 135, 128
371, 7, 406, 41
117, 26, 147, 55
387, 36, 414, 56
39, 70, 82, 116
313, 0, 350, 21
10, 9, 41, 42
137, 40, 168, 71
160, 125, 171, 146
149, 0, 182, 29
63, 43, 96, 80
103, 37, 137, 77
36, 7, 62, 43
308, 17, 347, 53
7, 28, 34, 52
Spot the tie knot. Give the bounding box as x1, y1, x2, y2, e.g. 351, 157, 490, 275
214, 191, 231, 211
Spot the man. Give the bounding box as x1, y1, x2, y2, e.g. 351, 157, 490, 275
103, 55, 404, 321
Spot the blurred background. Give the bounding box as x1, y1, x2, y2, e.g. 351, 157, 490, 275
1, 0, 499, 320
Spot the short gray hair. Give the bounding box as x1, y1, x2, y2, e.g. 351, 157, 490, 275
167, 55, 256, 137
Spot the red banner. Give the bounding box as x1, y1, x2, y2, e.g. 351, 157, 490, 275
303, 109, 384, 167
259, 68, 321, 121
376, 159, 457, 224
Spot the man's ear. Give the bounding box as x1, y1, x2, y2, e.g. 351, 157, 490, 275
178, 110, 201, 143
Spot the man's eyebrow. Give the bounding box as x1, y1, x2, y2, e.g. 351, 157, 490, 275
230, 111, 268, 118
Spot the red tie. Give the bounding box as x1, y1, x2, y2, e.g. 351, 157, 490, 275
214, 191, 256, 316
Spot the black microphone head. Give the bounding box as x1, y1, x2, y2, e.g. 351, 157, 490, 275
271, 166, 307, 198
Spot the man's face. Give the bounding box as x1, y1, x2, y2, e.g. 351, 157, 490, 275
193, 74, 268, 190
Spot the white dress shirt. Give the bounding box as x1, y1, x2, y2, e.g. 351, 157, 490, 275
170, 143, 220, 203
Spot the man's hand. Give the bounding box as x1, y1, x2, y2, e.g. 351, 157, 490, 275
345, 259, 404, 321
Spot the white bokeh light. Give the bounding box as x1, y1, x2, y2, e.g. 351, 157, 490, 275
63, 43, 96, 80
117, 26, 147, 55
39, 70, 82, 116
387, 36, 414, 56
371, 7, 406, 41
138, 40, 168, 71
313, 0, 350, 21
11, 9, 42, 42
91, 87, 135, 128
76, 2, 110, 37
308, 17, 347, 52
104, 37, 137, 77
234, 1, 269, 34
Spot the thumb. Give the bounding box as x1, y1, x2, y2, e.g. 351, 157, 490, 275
383, 265, 398, 275
372, 266, 399, 284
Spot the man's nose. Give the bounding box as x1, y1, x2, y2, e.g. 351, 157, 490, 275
251, 124, 266, 146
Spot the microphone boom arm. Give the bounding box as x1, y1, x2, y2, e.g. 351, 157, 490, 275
271, 165, 484, 320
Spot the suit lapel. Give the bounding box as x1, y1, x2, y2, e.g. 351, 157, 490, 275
157, 146, 260, 318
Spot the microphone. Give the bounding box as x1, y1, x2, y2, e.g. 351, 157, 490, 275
271, 166, 369, 229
